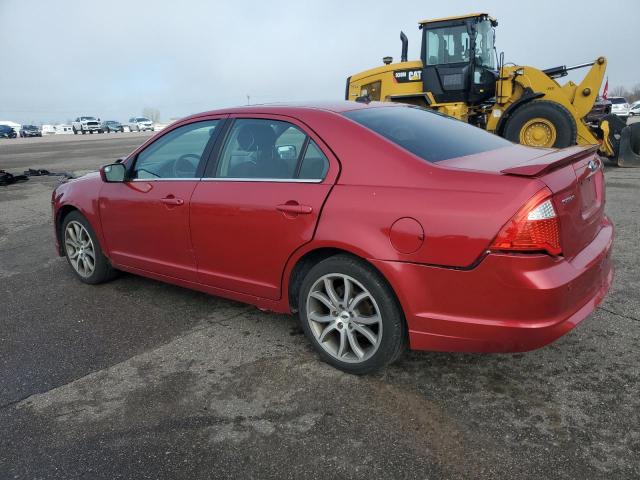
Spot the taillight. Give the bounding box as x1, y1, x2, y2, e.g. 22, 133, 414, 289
490, 187, 562, 256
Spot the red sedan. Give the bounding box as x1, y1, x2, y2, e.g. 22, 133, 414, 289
52, 102, 613, 373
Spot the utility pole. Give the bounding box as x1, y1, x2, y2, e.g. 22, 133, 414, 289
246, 95, 250, 105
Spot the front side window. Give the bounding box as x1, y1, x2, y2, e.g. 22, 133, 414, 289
216, 119, 324, 180
344, 106, 511, 162
132, 120, 219, 179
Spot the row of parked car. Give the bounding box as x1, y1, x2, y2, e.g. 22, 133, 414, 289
71, 116, 156, 134
0, 116, 158, 139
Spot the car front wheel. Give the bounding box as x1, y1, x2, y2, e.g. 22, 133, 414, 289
298, 254, 406, 374
62, 212, 117, 284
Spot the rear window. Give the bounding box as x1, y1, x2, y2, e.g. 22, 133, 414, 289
343, 106, 511, 162
609, 97, 626, 104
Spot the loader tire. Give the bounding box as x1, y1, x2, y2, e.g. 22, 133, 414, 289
504, 100, 577, 148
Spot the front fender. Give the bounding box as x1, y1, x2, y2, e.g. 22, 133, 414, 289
52, 175, 106, 257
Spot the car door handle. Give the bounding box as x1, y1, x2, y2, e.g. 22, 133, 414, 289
160, 196, 184, 206
276, 203, 313, 214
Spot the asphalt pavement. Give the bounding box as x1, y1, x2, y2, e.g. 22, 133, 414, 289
0, 133, 638, 479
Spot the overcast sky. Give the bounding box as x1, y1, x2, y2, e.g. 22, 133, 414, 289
1, 0, 638, 124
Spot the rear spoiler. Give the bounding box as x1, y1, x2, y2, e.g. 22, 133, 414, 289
501, 145, 599, 177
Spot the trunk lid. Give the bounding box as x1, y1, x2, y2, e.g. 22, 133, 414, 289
440, 144, 606, 259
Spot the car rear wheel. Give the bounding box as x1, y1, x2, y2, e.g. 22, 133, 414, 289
62, 212, 117, 284
298, 254, 406, 374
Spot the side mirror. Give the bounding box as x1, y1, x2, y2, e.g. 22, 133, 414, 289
100, 163, 126, 182
277, 145, 297, 161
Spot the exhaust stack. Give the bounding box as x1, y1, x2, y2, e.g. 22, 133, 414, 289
400, 31, 408, 62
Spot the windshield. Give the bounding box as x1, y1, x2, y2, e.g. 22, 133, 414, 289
344, 106, 511, 162
609, 97, 626, 104
475, 19, 495, 69
80, 116, 96, 121
137, 117, 151, 122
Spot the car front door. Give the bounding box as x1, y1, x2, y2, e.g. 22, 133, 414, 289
190, 115, 338, 300
99, 118, 223, 281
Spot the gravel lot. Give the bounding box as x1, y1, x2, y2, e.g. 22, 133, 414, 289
1, 133, 638, 479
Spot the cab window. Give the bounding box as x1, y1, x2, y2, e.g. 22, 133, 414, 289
132, 120, 219, 179
426, 25, 470, 65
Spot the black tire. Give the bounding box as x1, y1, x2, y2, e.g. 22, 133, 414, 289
503, 100, 577, 148
73, 127, 78, 135
298, 254, 406, 374
61, 211, 118, 285
81, 130, 86, 135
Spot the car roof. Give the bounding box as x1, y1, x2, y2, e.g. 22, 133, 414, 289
180, 101, 402, 122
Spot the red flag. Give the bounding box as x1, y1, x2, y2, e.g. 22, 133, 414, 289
602, 78, 608, 100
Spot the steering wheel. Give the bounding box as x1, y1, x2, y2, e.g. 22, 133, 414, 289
173, 153, 201, 178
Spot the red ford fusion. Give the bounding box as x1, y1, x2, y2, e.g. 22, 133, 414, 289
52, 102, 613, 373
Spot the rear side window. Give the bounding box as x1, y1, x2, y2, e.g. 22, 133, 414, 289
214, 119, 329, 181
343, 106, 511, 162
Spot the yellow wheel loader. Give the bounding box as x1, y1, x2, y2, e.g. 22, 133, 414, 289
345, 13, 640, 167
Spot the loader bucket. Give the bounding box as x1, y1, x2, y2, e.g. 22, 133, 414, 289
616, 122, 640, 168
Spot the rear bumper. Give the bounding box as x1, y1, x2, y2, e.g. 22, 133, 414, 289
372, 218, 614, 353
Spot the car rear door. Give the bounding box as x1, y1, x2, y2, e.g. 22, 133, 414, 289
189, 114, 338, 300
99, 117, 224, 281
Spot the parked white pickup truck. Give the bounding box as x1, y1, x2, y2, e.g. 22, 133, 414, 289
72, 116, 103, 134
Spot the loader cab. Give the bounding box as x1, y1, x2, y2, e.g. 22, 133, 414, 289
420, 13, 499, 105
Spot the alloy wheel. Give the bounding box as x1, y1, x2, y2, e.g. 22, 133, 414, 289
64, 221, 96, 278
306, 273, 383, 363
